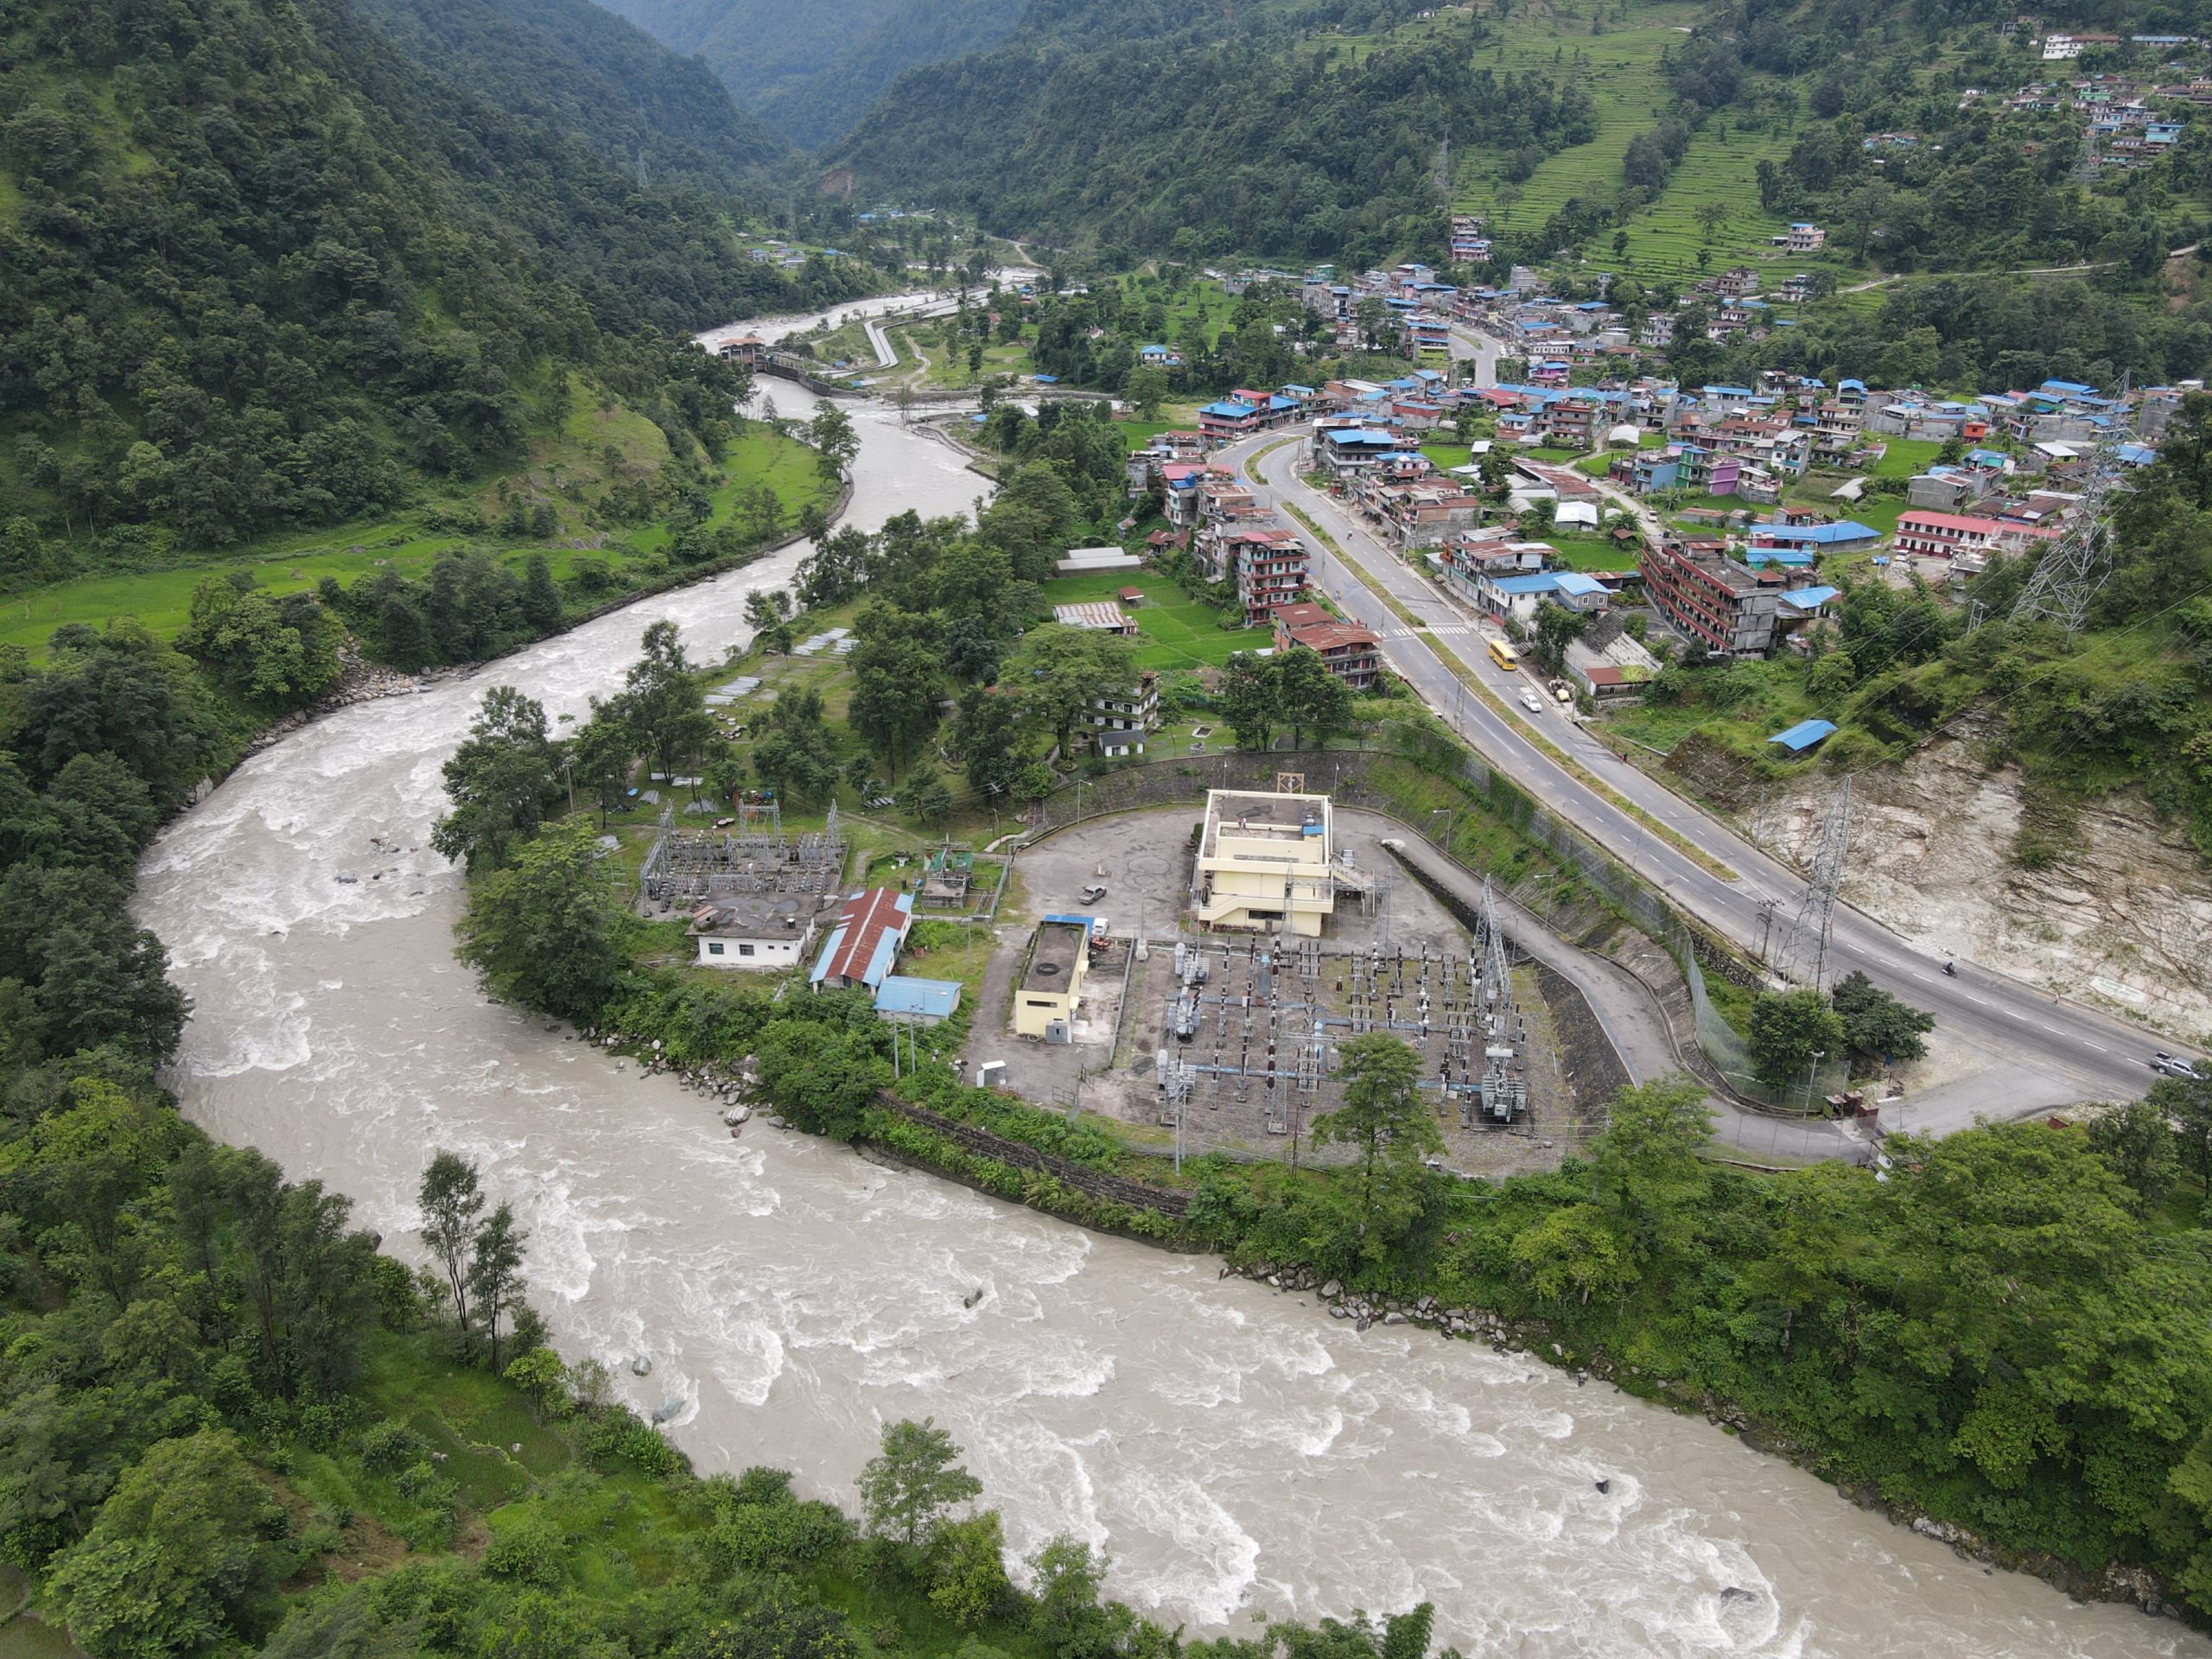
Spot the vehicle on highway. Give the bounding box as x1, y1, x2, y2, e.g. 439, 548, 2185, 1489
1488, 639, 1520, 671
2151, 1052, 2202, 1079
1519, 690, 1542, 713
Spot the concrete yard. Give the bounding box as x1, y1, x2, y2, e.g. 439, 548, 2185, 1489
957, 805, 1583, 1176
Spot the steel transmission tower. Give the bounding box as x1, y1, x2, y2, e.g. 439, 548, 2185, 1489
1773, 777, 1852, 991
2012, 387, 2136, 639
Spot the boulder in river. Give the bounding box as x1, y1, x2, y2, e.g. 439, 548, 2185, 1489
630, 1354, 652, 1377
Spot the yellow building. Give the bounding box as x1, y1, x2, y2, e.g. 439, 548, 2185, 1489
1194, 789, 1336, 937
1014, 918, 1093, 1040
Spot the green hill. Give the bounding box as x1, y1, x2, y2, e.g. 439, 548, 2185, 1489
834, 0, 1597, 264
601, 0, 1027, 149
0, 0, 874, 565
353, 0, 791, 187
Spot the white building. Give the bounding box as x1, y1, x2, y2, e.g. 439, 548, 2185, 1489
688, 894, 823, 969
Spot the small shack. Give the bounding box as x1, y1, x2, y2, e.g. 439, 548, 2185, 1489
1769, 718, 1838, 755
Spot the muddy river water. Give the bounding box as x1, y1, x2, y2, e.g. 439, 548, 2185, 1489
134, 308, 2202, 1657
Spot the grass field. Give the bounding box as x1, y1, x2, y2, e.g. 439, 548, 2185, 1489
1042, 569, 1256, 670
1, 425, 831, 657
1545, 531, 1643, 572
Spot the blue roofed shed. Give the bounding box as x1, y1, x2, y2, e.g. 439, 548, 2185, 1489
1779, 584, 1840, 611
1769, 719, 1839, 753
874, 976, 962, 1025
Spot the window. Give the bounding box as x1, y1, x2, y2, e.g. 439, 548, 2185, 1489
738, 943, 756, 957
707, 943, 725, 956
1026, 998, 1056, 1008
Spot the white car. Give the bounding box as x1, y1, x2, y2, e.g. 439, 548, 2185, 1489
1519, 690, 1543, 713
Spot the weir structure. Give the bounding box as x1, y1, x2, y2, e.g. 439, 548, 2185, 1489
1154, 874, 1529, 1166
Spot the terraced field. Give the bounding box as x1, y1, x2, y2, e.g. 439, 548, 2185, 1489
1453, 3, 1703, 232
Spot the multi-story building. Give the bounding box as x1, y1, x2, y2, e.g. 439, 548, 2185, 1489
1194, 790, 1337, 936
1893, 511, 2005, 558
1087, 671, 1160, 757
1230, 527, 1309, 622
1641, 538, 1786, 658
1271, 602, 1382, 689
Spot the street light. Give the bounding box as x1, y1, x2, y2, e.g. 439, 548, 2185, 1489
1800, 1048, 1826, 1115
1430, 806, 1457, 856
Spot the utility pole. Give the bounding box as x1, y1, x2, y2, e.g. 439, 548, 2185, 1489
2012, 373, 2134, 641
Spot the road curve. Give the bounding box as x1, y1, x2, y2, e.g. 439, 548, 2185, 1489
1222, 429, 2175, 1125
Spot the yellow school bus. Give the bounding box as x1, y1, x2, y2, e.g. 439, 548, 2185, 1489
1488, 639, 1519, 672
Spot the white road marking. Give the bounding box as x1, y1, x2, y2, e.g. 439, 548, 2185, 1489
2083, 1040, 2108, 1052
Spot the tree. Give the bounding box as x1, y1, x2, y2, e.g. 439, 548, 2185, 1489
906, 767, 954, 828
520, 555, 563, 633
1027, 1535, 1108, 1634
176, 576, 343, 709
1827, 971, 1935, 1070
1274, 648, 1352, 748
47, 1428, 284, 1659
2154, 1074, 2212, 1192
569, 697, 635, 828
1746, 988, 1846, 1093
1695, 200, 1730, 243
457, 822, 633, 1020
809, 403, 859, 480
431, 686, 562, 872
855, 1418, 982, 1555
625, 620, 716, 802
928, 1511, 1009, 1629
467, 1203, 529, 1373
849, 623, 944, 772
1126, 365, 1169, 419
752, 688, 838, 804
1007, 625, 1138, 757
1530, 601, 1588, 673
418, 1150, 485, 1333
2087, 1100, 2181, 1205
1588, 1074, 1713, 1267
954, 690, 1023, 802
1311, 1033, 1441, 1257
1218, 652, 1281, 751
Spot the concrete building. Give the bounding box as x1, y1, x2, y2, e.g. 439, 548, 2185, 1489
1271, 603, 1382, 689
1194, 789, 1336, 937
1014, 917, 1094, 1040
687, 893, 823, 969
1089, 671, 1160, 757
1641, 539, 1785, 658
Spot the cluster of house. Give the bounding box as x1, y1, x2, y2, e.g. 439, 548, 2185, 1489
1300, 258, 1463, 363
2004, 67, 2196, 165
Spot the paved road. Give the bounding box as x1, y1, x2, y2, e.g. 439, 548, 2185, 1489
1447, 321, 1502, 388
1384, 833, 1864, 1163
1224, 429, 2182, 1125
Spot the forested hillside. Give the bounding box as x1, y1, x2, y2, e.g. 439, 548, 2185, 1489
601, 0, 1027, 149
835, 0, 1591, 265
0, 0, 872, 563
353, 0, 790, 187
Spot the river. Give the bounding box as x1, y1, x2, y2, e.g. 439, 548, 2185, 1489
134, 336, 2202, 1657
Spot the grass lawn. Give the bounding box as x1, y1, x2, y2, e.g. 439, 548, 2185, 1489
1545, 532, 1643, 572
1042, 569, 1256, 670
3, 425, 830, 657
1420, 442, 1478, 472
1866, 436, 1945, 478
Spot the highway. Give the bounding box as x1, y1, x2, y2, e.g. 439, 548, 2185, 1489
1222, 429, 2180, 1126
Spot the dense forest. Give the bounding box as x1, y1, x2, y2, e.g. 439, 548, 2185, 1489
0, 0, 874, 566
835, 0, 1582, 266
352, 0, 790, 187
601, 0, 1028, 149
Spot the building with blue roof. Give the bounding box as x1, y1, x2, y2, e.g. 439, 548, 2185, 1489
1748, 520, 1879, 550
1779, 584, 1840, 611
1769, 719, 1838, 753
874, 976, 962, 1026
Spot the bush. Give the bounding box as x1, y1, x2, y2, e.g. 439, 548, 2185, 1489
582, 1408, 682, 1478
358, 1419, 428, 1472
483, 1520, 569, 1587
